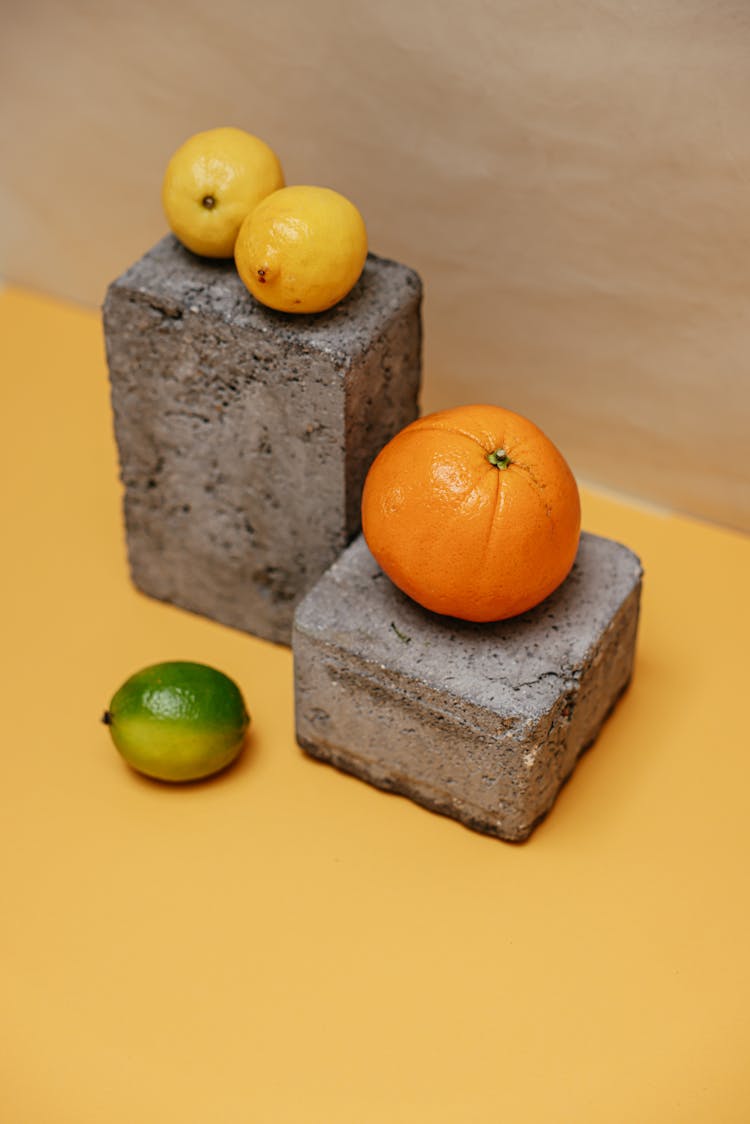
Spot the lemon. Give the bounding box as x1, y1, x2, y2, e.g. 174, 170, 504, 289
234, 185, 368, 313
162, 127, 284, 258
103, 662, 250, 782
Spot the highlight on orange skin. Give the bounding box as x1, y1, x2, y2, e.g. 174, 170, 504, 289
361, 404, 581, 622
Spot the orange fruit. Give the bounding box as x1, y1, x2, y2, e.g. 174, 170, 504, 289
361, 404, 581, 622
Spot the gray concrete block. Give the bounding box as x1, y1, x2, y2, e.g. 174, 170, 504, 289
293, 532, 643, 841
103, 235, 422, 645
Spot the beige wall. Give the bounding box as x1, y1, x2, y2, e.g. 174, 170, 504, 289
2, 0, 749, 530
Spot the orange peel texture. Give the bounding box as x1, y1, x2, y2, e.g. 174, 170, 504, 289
361, 404, 581, 622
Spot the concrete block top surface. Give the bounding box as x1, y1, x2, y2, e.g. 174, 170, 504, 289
294, 532, 643, 720
110, 234, 422, 363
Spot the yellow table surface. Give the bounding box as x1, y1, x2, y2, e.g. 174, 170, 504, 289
1, 285, 749, 1123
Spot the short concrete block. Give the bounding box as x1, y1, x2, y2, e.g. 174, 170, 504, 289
103, 235, 422, 645
293, 533, 642, 841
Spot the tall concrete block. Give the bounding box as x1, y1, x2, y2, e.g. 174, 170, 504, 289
103, 235, 422, 644
294, 533, 643, 842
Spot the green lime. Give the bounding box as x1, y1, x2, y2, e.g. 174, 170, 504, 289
103, 661, 250, 782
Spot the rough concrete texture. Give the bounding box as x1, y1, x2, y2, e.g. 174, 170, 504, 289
294, 532, 643, 842
103, 235, 422, 645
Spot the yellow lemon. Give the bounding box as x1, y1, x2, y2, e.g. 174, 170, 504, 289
162, 127, 284, 258
234, 185, 368, 313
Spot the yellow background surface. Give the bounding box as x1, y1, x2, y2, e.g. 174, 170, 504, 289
1, 287, 749, 1122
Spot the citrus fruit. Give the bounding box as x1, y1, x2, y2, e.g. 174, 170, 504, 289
103, 661, 250, 782
162, 127, 284, 258
361, 404, 581, 622
234, 185, 368, 313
